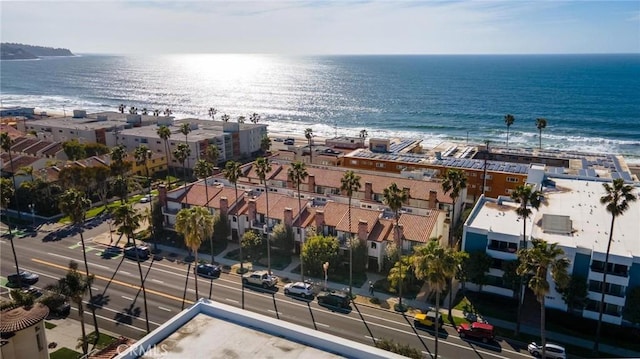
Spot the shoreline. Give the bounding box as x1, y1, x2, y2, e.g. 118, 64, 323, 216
22, 107, 640, 166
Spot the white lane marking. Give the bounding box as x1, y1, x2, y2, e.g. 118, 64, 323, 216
47, 252, 109, 269
225, 298, 239, 304
158, 306, 172, 312
120, 271, 131, 275
316, 322, 330, 328
121, 295, 133, 301
151, 279, 164, 284
91, 287, 99, 291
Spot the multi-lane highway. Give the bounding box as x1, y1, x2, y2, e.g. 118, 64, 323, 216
1, 220, 532, 359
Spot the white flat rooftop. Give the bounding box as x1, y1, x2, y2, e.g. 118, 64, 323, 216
144, 312, 342, 359
117, 300, 405, 359
532, 178, 640, 258
468, 198, 534, 237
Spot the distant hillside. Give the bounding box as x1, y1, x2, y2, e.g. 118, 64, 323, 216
1, 43, 74, 60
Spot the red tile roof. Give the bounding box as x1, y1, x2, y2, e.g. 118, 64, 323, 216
398, 211, 441, 243
0, 303, 49, 333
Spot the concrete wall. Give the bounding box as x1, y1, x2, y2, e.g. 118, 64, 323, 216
0, 321, 48, 359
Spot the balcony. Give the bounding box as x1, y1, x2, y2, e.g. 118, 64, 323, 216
590, 265, 628, 278
488, 240, 518, 253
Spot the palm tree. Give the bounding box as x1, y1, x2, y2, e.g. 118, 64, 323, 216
173, 143, 191, 202
536, 118, 547, 150
341, 170, 361, 297
157, 125, 172, 187
129, 106, 138, 115
208, 107, 217, 120
112, 203, 149, 332
441, 168, 467, 247
504, 114, 515, 148
413, 240, 457, 359
223, 161, 245, 307
175, 206, 214, 301
180, 122, 192, 169
205, 145, 220, 167
250, 113, 260, 124
1, 132, 21, 222
359, 129, 368, 140
260, 135, 271, 154
304, 128, 314, 164
58, 189, 100, 342
135, 145, 154, 239
511, 184, 543, 335
0, 177, 21, 287
194, 160, 214, 211
594, 179, 637, 353
141, 108, 148, 115
517, 239, 570, 358
255, 157, 273, 273
287, 161, 308, 281
163, 108, 172, 116
47, 261, 94, 354
237, 116, 245, 124
383, 183, 408, 310
118, 104, 125, 113
221, 114, 230, 123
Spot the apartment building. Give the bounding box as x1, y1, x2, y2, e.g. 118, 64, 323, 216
462, 173, 639, 325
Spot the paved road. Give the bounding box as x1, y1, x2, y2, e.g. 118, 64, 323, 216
1, 222, 533, 359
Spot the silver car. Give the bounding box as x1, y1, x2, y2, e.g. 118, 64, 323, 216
283, 282, 313, 298
527, 342, 566, 359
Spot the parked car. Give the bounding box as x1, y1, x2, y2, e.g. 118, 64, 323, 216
21, 287, 43, 299
124, 245, 150, 260
242, 270, 278, 289
457, 322, 495, 343
316, 290, 350, 308
413, 311, 443, 328
7, 271, 39, 287
284, 138, 295, 145
527, 342, 566, 359
40, 293, 71, 317
196, 263, 222, 279
283, 282, 313, 298
139, 195, 151, 203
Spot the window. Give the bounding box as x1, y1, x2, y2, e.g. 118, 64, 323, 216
506, 177, 519, 183
350, 160, 359, 165
36, 333, 44, 351
371, 242, 377, 249
232, 216, 237, 222
506, 189, 514, 194
588, 280, 626, 297
591, 260, 628, 277
157, 140, 161, 144
482, 174, 492, 180
376, 163, 385, 168
488, 240, 517, 253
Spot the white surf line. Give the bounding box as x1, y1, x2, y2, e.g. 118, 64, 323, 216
47, 252, 109, 269
315, 322, 330, 328
121, 295, 134, 301
158, 306, 172, 312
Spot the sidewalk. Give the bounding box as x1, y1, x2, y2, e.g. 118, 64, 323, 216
84, 235, 640, 358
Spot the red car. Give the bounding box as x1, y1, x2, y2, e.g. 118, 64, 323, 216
457, 322, 495, 343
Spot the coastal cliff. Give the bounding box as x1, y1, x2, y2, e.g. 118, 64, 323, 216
1, 43, 74, 60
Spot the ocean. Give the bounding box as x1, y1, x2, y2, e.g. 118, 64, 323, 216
1, 54, 639, 163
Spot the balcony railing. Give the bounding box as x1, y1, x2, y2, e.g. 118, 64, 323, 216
590, 266, 629, 278
487, 243, 518, 253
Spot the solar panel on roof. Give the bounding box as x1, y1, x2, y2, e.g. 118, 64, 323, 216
622, 172, 632, 181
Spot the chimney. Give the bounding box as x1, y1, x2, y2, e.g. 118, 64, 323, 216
364, 182, 372, 201
393, 223, 404, 245
248, 198, 257, 223
358, 219, 368, 242
308, 174, 315, 194
158, 184, 168, 208
429, 190, 438, 209
284, 207, 293, 227
220, 196, 228, 217
315, 210, 325, 230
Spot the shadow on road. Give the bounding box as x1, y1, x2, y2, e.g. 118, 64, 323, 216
114, 305, 141, 326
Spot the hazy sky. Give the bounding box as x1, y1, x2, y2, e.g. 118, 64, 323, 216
2, 1, 639, 55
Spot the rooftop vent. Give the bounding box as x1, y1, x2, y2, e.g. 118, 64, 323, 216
542, 214, 572, 235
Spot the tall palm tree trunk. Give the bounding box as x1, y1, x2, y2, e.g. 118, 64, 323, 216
594, 216, 615, 353
348, 196, 353, 297
435, 291, 440, 359
8, 150, 22, 221
78, 301, 88, 355
204, 176, 214, 299
265, 184, 271, 275
541, 297, 547, 358
235, 184, 245, 309
131, 233, 150, 333
515, 217, 527, 335
506, 127, 510, 148
78, 230, 101, 345
449, 199, 456, 247
9, 235, 21, 287
298, 187, 304, 282
193, 251, 200, 299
